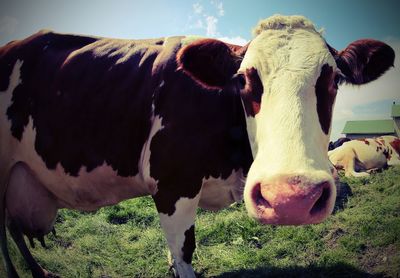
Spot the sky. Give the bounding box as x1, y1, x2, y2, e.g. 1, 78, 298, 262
1, 0, 399, 140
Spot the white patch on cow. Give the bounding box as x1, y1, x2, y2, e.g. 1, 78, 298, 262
238, 15, 337, 218
199, 169, 245, 210
159, 192, 200, 278
0, 59, 23, 114
240, 99, 258, 157
5, 115, 148, 211
162, 37, 171, 47
0, 59, 23, 166
138, 99, 164, 194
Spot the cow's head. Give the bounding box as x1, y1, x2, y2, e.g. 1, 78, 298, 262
177, 15, 394, 225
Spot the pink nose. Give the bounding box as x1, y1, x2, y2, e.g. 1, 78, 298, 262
250, 177, 333, 225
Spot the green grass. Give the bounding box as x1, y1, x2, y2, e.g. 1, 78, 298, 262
1, 166, 400, 277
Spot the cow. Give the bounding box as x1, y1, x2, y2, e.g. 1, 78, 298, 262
328, 137, 351, 151
328, 136, 400, 177
0, 15, 394, 278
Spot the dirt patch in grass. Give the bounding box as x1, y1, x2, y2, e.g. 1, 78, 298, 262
325, 227, 346, 249
359, 244, 399, 277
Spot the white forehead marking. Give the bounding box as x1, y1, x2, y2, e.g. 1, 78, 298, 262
252, 14, 320, 36
240, 15, 336, 80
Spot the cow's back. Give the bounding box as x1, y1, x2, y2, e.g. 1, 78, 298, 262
1, 31, 166, 174
0, 31, 182, 209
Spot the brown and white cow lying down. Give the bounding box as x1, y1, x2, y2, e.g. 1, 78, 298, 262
0, 15, 394, 278
329, 136, 400, 177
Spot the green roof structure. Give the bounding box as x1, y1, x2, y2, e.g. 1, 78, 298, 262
342, 119, 394, 134
391, 104, 400, 117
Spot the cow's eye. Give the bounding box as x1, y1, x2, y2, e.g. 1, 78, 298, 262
334, 71, 345, 88
238, 73, 246, 89
232, 73, 246, 88
334, 74, 341, 85
238, 74, 246, 88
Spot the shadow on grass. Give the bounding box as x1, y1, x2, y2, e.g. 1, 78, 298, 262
211, 263, 383, 278
333, 181, 352, 213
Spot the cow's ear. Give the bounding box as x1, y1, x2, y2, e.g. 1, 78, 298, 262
177, 39, 241, 89
333, 39, 394, 85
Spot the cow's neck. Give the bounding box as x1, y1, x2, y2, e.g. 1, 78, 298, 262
226, 88, 253, 175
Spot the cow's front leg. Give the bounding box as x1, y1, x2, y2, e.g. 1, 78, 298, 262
153, 191, 200, 278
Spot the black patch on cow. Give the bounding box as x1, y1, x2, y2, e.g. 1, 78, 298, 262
1, 30, 98, 92
383, 148, 391, 160
2, 31, 170, 176
315, 64, 336, 135
151, 42, 252, 215
329, 137, 351, 151
182, 225, 195, 264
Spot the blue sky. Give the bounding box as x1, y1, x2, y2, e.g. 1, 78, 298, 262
1, 0, 399, 139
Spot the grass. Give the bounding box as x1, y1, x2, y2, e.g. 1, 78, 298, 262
1, 166, 399, 277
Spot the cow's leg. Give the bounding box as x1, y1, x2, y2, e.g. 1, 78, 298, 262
0, 176, 19, 278
153, 191, 200, 278
5, 162, 59, 278
366, 167, 381, 174
7, 220, 52, 278
345, 156, 369, 177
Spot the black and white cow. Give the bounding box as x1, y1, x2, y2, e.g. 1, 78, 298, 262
0, 15, 394, 277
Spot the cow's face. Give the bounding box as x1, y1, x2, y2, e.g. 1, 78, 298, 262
238, 16, 340, 225
177, 15, 394, 225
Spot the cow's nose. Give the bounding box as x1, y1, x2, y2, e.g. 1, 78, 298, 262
250, 177, 333, 225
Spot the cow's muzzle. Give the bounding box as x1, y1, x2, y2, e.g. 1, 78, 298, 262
247, 175, 335, 225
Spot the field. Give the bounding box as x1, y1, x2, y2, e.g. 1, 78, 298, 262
1, 166, 400, 277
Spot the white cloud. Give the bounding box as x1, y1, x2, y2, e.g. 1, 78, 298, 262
193, 3, 203, 14
216, 2, 224, 17
193, 19, 204, 29
188, 18, 204, 30
218, 36, 248, 46
211, 0, 224, 17
330, 38, 400, 140
206, 16, 218, 37
0, 16, 18, 35
187, 1, 225, 36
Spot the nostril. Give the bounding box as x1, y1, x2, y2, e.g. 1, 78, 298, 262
310, 183, 331, 216
251, 183, 271, 209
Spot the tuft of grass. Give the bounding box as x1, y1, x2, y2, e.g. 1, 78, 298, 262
1, 166, 399, 277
